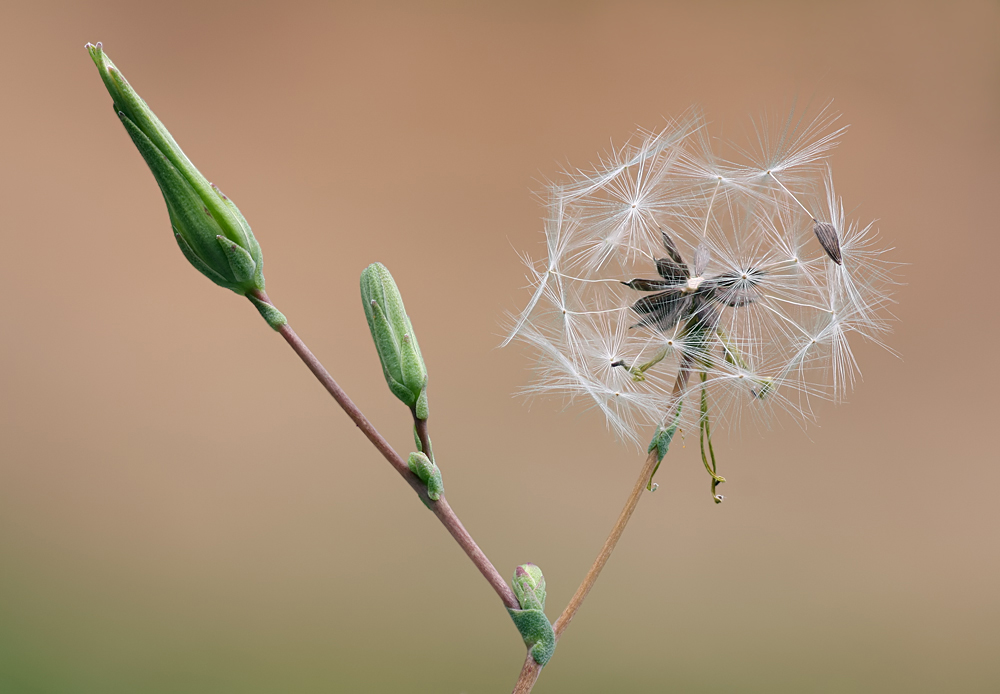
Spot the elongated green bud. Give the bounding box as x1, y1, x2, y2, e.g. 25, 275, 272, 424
86, 42, 265, 295
508, 563, 555, 666
360, 263, 428, 415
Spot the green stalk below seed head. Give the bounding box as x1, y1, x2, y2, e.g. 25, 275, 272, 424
360, 263, 429, 418
86, 42, 266, 296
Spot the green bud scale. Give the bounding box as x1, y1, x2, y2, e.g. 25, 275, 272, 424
407, 451, 443, 501
511, 563, 546, 611
86, 42, 266, 296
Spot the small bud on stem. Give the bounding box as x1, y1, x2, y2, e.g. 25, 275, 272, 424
359, 263, 429, 415
407, 451, 444, 502
508, 563, 556, 666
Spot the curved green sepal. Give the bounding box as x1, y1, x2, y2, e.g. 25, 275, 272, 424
368, 299, 405, 392
174, 231, 230, 287
407, 451, 444, 501
414, 388, 429, 421
507, 608, 556, 666
646, 408, 682, 491
248, 295, 287, 331
216, 235, 257, 285
368, 299, 418, 406
400, 332, 426, 396
212, 183, 264, 289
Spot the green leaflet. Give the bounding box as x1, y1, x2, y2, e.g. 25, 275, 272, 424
407, 451, 444, 501
508, 607, 556, 666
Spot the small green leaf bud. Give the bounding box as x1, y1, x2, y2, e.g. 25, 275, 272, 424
86, 42, 265, 295
247, 294, 287, 331
512, 563, 546, 611
360, 263, 429, 414
407, 451, 443, 501
508, 563, 555, 666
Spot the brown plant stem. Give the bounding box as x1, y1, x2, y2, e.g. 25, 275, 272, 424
250, 290, 519, 611
511, 446, 661, 693
412, 410, 434, 462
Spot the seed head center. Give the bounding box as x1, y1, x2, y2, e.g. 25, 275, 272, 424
684, 276, 705, 293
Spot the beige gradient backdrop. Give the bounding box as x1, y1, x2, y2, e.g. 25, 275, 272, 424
1, 1, 997, 692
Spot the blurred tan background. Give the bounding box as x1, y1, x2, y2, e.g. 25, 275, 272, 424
1, 1, 998, 692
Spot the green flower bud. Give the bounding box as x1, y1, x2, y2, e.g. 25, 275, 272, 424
512, 563, 546, 611
407, 451, 444, 501
86, 42, 265, 295
508, 563, 555, 666
360, 263, 428, 415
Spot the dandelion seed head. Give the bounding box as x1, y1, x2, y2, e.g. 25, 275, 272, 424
506, 107, 896, 446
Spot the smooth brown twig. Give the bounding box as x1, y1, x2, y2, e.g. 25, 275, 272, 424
250, 290, 519, 611
413, 410, 434, 462
511, 447, 661, 693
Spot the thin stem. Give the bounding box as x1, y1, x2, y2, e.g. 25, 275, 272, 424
511, 446, 661, 693
701, 177, 722, 238
511, 651, 543, 694
767, 171, 813, 218
553, 446, 660, 637
250, 290, 518, 611
412, 410, 434, 462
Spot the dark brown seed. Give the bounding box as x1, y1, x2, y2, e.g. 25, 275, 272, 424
631, 290, 691, 331
655, 256, 689, 283
660, 230, 686, 267
622, 278, 674, 291
813, 220, 843, 265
